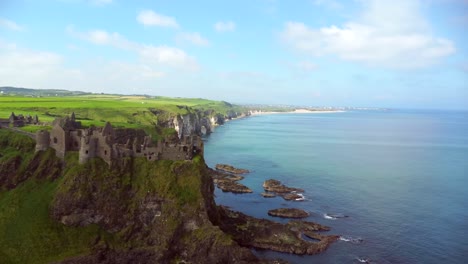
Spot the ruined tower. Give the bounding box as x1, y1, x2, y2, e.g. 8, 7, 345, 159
35, 130, 50, 152
78, 130, 97, 164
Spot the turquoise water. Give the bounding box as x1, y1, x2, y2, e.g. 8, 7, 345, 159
203, 110, 468, 264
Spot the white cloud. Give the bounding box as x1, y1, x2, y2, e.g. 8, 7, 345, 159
67, 26, 136, 50
280, 0, 455, 69
0, 41, 81, 89
0, 40, 167, 93
67, 27, 198, 71
214, 21, 236, 32
175, 32, 210, 47
0, 18, 23, 31
137, 10, 179, 28
139, 45, 199, 71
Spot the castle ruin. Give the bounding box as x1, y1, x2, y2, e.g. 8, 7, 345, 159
8, 112, 39, 127
35, 113, 204, 166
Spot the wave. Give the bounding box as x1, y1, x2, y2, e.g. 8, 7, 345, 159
355, 257, 371, 263
295, 193, 306, 201
323, 212, 349, 220
324, 213, 337, 220
339, 236, 364, 244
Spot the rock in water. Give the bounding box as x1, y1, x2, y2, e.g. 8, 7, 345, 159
263, 179, 304, 193
216, 164, 250, 174
268, 208, 310, 218
218, 206, 339, 255
263, 179, 306, 201
217, 180, 253, 193
210, 169, 252, 193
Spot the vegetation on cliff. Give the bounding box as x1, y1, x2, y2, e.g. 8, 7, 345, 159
0, 129, 259, 264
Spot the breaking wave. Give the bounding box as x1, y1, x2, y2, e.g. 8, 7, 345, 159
339, 236, 364, 244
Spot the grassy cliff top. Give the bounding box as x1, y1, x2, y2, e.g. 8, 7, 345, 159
0, 93, 246, 130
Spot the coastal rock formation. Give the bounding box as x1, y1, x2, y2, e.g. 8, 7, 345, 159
210, 169, 252, 193
282, 193, 304, 201
158, 107, 251, 138
263, 179, 305, 201
218, 206, 339, 255
0, 130, 271, 263
268, 208, 310, 218
0, 127, 338, 263
216, 180, 253, 193
216, 164, 250, 174
263, 179, 304, 193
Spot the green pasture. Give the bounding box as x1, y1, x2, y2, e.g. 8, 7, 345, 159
0, 94, 245, 130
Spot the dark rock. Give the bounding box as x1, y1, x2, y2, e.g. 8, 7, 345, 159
261, 192, 276, 198
262, 179, 305, 201
216, 179, 253, 193
216, 164, 250, 174
218, 206, 339, 255
268, 208, 309, 218
210, 168, 252, 193
263, 179, 304, 193
281, 193, 304, 201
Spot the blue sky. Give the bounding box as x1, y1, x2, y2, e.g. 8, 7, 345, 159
1, 0, 467, 109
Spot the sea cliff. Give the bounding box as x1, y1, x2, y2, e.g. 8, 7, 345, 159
158, 108, 251, 138
0, 129, 261, 263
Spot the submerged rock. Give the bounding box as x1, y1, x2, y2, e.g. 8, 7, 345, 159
216, 164, 250, 174
261, 192, 276, 198
268, 208, 309, 218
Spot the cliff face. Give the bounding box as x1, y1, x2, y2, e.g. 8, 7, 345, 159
0, 129, 261, 264
161, 109, 250, 138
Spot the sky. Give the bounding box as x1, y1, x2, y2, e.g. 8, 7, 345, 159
0, 0, 467, 109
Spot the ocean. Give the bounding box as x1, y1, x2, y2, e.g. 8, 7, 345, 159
203, 110, 468, 264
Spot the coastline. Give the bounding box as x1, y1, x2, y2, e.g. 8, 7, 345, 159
250, 109, 345, 115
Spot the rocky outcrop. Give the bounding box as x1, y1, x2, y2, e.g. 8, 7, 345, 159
216, 180, 253, 194
263, 179, 304, 193
210, 169, 252, 193
263, 179, 305, 201
157, 108, 251, 139
50, 157, 266, 263
215, 164, 250, 174
218, 206, 339, 255
268, 208, 309, 218
1, 129, 338, 263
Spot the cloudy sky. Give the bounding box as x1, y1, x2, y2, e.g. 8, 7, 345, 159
1, 0, 467, 109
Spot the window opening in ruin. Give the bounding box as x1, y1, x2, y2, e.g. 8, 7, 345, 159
53, 137, 58, 144
104, 150, 107, 156
74, 141, 78, 147
86, 150, 88, 154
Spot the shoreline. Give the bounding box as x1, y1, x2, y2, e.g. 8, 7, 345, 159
250, 109, 346, 115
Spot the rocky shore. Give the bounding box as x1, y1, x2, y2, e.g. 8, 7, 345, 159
218, 206, 339, 255
208, 161, 340, 258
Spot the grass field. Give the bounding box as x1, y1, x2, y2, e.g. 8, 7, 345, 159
0, 94, 245, 130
